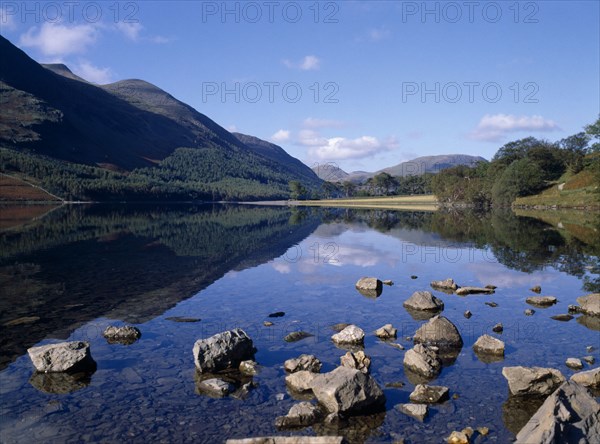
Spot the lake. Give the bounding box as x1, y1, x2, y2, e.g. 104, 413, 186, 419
1, 204, 598, 443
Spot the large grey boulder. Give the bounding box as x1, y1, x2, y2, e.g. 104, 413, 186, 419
515, 381, 600, 444
193, 328, 254, 373
28, 341, 96, 373
526, 296, 558, 307
310, 367, 385, 415
331, 325, 365, 346
286, 371, 317, 392
473, 334, 505, 357
395, 403, 428, 421
103, 325, 141, 345
502, 366, 566, 396
413, 315, 463, 349
374, 324, 397, 339
355, 277, 382, 297
570, 367, 600, 389
430, 278, 458, 290
403, 291, 444, 312
275, 402, 323, 429
284, 354, 322, 373
340, 350, 371, 374
403, 344, 442, 379
576, 293, 600, 316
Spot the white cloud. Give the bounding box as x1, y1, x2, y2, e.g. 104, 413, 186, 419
282, 55, 320, 71
302, 134, 398, 161
73, 61, 113, 84
272, 262, 291, 274
227, 125, 238, 132
368, 27, 391, 42
469, 114, 559, 142
116, 22, 143, 41
303, 117, 345, 129
271, 129, 290, 143
19, 23, 99, 57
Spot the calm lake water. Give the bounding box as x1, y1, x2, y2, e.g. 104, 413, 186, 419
1, 204, 599, 443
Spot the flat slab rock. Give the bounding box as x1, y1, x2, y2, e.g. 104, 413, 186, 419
430, 278, 458, 290
193, 328, 254, 373
502, 366, 565, 396
197, 378, 235, 397
413, 315, 463, 349
570, 367, 600, 388
455, 286, 495, 295
576, 293, 600, 316
331, 325, 365, 345
403, 291, 444, 311
226, 438, 346, 444
28, 341, 96, 373
515, 381, 600, 444
395, 403, 428, 421
526, 296, 558, 307
409, 384, 449, 403
275, 402, 323, 429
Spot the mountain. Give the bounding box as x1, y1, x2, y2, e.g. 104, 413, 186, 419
0, 35, 321, 201
311, 163, 349, 181
380, 154, 487, 177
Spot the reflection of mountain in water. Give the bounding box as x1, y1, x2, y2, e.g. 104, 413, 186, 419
0, 204, 320, 370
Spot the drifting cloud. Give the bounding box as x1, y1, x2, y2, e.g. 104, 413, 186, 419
19, 23, 99, 57
282, 55, 320, 71
73, 60, 113, 84
303, 117, 346, 129
116, 22, 143, 41
469, 114, 559, 142
300, 133, 398, 161
271, 129, 291, 143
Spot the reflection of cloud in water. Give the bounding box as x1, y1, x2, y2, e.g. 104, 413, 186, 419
224, 270, 239, 279
271, 262, 291, 274
468, 262, 557, 288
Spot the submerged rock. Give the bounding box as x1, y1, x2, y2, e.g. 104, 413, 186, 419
502, 366, 565, 396
473, 334, 505, 357
193, 328, 254, 373
165, 317, 201, 323
355, 277, 383, 297
551, 314, 573, 322
275, 402, 323, 429
413, 315, 463, 350
524, 308, 535, 316
330, 323, 350, 332
374, 324, 397, 339
403, 344, 442, 379
340, 350, 371, 374
284, 331, 314, 343
28, 341, 96, 373
515, 381, 600, 444
331, 325, 365, 346
403, 291, 444, 312
284, 354, 322, 373
430, 278, 458, 291
485, 302, 498, 308
382, 279, 394, 286
409, 384, 449, 404
29, 371, 92, 394
526, 296, 558, 307
103, 325, 141, 345
269, 311, 286, 318
396, 403, 428, 421
570, 367, 600, 388
576, 293, 600, 316
197, 378, 235, 398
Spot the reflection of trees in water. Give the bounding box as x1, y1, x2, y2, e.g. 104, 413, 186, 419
322, 208, 600, 289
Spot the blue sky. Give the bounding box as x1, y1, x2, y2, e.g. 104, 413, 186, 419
1, 1, 598, 172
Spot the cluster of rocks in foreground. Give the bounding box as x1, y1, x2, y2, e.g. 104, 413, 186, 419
25, 281, 600, 443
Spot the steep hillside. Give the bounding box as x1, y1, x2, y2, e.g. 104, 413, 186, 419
311, 163, 349, 181
381, 154, 487, 177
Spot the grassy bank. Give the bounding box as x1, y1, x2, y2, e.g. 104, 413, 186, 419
291, 194, 438, 211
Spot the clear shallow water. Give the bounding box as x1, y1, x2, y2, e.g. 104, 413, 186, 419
0, 204, 598, 443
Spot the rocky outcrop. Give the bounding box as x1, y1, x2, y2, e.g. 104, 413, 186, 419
515, 381, 600, 444
576, 293, 600, 316
566, 358, 584, 370
193, 329, 254, 373
455, 286, 494, 296
275, 402, 323, 429
396, 403, 428, 421
403, 291, 444, 312
103, 325, 141, 345
430, 278, 458, 291
473, 335, 505, 357
355, 277, 382, 297
526, 296, 558, 307
284, 355, 322, 373
409, 384, 449, 403
403, 344, 442, 379
340, 351, 371, 374
28, 341, 96, 373
570, 367, 600, 388
331, 325, 365, 346
310, 367, 385, 415
197, 378, 235, 397
286, 371, 317, 393
502, 366, 565, 396
374, 324, 397, 339
413, 315, 463, 349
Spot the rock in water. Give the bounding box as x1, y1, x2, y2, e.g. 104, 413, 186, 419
193, 328, 254, 373
492, 323, 503, 333
464, 310, 472, 319
524, 308, 535, 316
526, 296, 558, 307
551, 314, 573, 322
28, 341, 96, 373
239, 360, 259, 375
570, 367, 600, 388
374, 324, 397, 339
355, 277, 383, 297
395, 403, 428, 421
403, 291, 444, 312
284, 331, 313, 343
413, 315, 463, 349
285, 371, 317, 393
565, 358, 584, 370
103, 325, 141, 345
455, 286, 495, 295
284, 354, 322, 373
430, 278, 458, 290
269, 311, 285, 318
197, 378, 235, 397
530, 285, 542, 293
403, 344, 442, 379
409, 384, 449, 403
227, 438, 345, 444
502, 366, 565, 396
576, 293, 600, 316
340, 350, 371, 374
382, 279, 394, 286
275, 402, 323, 429
447, 431, 469, 444
515, 381, 600, 444
331, 325, 365, 345
473, 334, 505, 357
310, 367, 385, 415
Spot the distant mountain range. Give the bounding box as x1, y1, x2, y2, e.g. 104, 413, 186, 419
312, 154, 488, 183
0, 35, 321, 201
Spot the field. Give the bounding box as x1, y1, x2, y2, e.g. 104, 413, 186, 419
292, 194, 438, 211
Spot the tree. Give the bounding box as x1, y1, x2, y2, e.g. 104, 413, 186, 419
372, 172, 397, 195
491, 158, 545, 205
558, 132, 589, 173
584, 116, 600, 153
288, 181, 307, 200
341, 181, 356, 197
